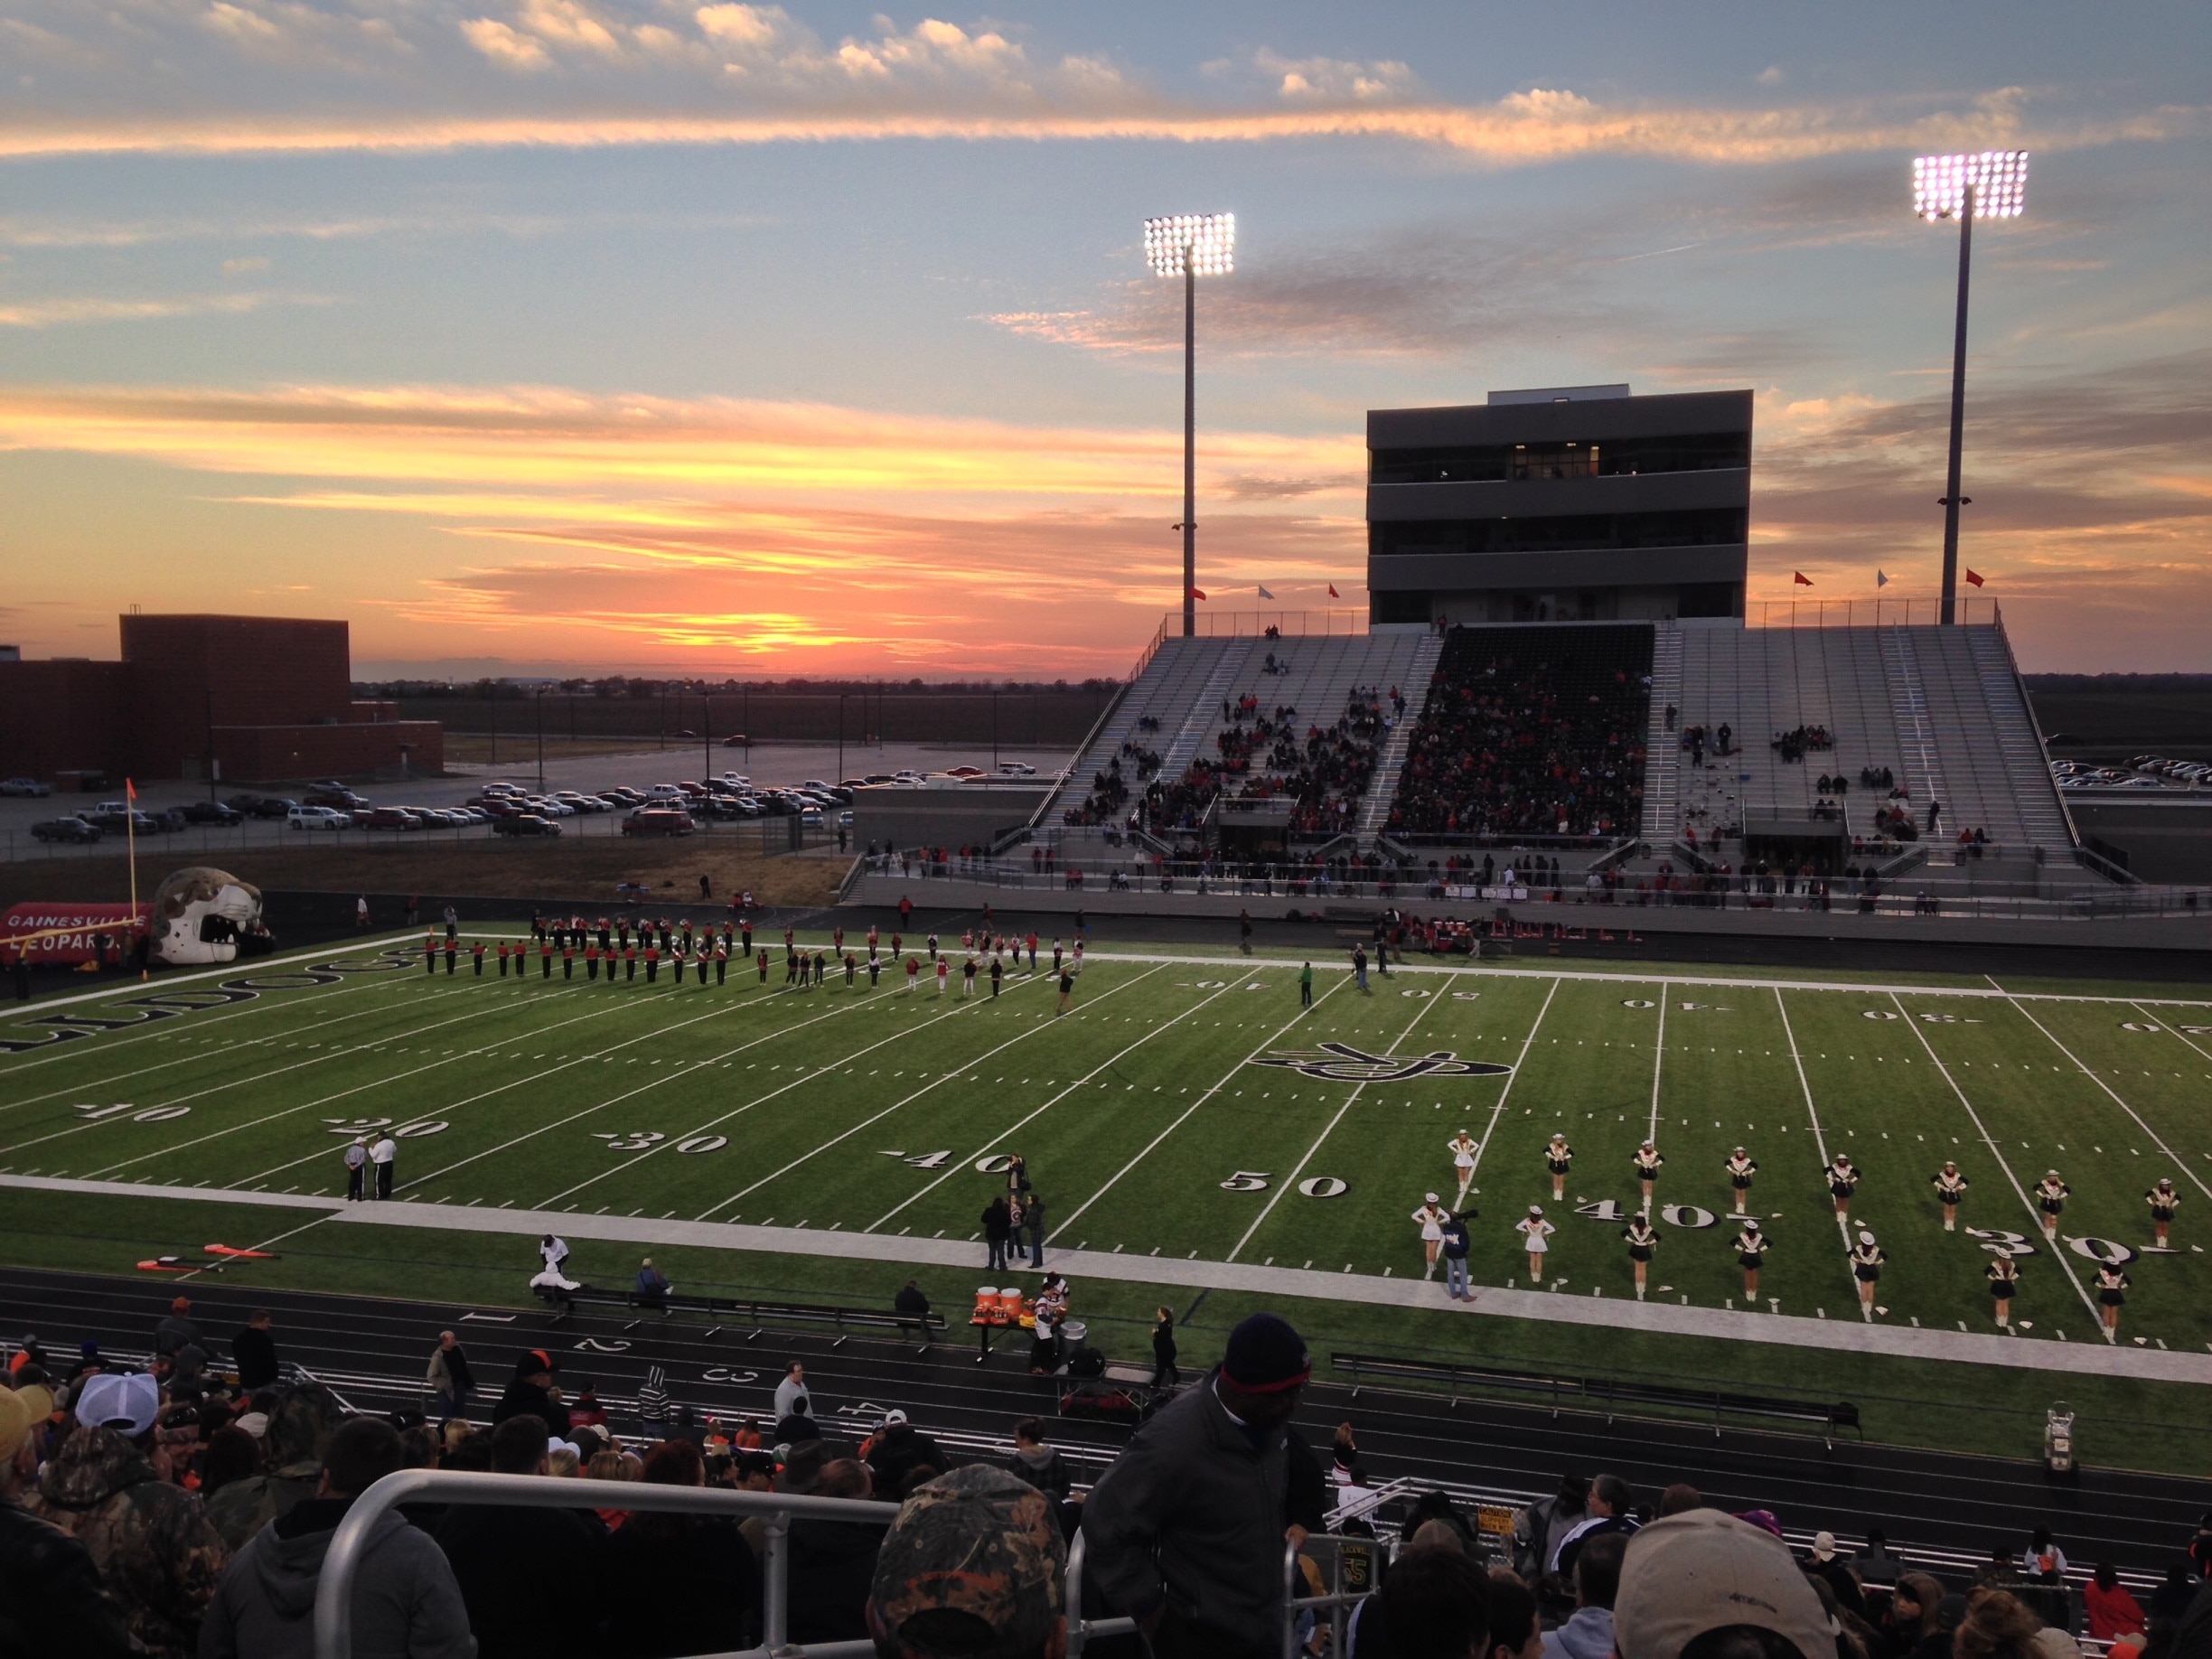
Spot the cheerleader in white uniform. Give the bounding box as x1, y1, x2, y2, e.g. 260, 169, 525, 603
1516, 1204, 1555, 1284
1411, 1193, 1448, 1278
1448, 1130, 1479, 1203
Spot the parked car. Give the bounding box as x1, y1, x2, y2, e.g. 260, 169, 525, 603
623, 808, 696, 837
997, 762, 1037, 775
1, 777, 51, 798
492, 812, 561, 838
180, 800, 244, 826
361, 806, 421, 830
304, 786, 370, 811
30, 816, 101, 844
288, 805, 350, 830
87, 801, 162, 835
228, 794, 297, 819
155, 807, 190, 832
943, 765, 986, 780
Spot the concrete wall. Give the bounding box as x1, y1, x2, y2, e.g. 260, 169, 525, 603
2069, 800, 2212, 883
852, 783, 1052, 849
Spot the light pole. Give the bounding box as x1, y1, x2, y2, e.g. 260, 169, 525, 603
1144, 213, 1235, 638
1914, 151, 2027, 623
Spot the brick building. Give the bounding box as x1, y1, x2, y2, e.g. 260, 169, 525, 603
0, 614, 441, 785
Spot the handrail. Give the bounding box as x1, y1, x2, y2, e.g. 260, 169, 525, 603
1028, 677, 1136, 833
314, 1469, 899, 1659
1064, 1532, 1140, 1659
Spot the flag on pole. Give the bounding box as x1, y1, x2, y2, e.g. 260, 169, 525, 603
1257, 585, 1275, 600
1188, 586, 1207, 602
126, 777, 137, 801
1327, 584, 1340, 598
1793, 571, 1813, 586
1964, 568, 1985, 587
1876, 570, 1889, 588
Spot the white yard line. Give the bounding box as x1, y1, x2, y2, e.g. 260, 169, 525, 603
2002, 998, 2212, 1206
1890, 990, 2104, 1331
1648, 979, 1669, 1143
863, 968, 1265, 1234
685, 966, 1164, 1223
9, 988, 585, 1166
1052, 975, 1351, 1243
2143, 1003, 2212, 1073
1460, 976, 1561, 1186
0, 968, 419, 1114
1773, 987, 1865, 1309
1225, 970, 1465, 1263
0, 933, 420, 1034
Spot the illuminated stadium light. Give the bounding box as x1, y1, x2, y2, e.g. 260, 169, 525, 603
1913, 151, 2028, 221
1912, 153, 2027, 623
1143, 212, 1235, 277
1145, 213, 1237, 636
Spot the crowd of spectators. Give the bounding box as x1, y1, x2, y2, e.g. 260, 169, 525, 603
1387, 626, 1653, 843
5, 1307, 2209, 1659
1139, 689, 1396, 837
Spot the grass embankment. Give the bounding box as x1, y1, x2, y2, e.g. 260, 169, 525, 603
5, 1188, 2205, 1477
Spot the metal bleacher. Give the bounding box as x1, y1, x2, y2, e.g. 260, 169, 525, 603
1671, 623, 2076, 857
1031, 635, 1232, 826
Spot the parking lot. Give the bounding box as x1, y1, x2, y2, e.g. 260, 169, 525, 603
2051, 754, 2212, 796
0, 740, 1071, 867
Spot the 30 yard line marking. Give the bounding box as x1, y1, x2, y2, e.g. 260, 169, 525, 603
2003, 999, 2212, 1205
1460, 976, 1561, 1185
1052, 974, 1351, 1243
864, 969, 1265, 1234
1224, 971, 1467, 1264
689, 966, 1164, 1223
1891, 990, 2104, 1329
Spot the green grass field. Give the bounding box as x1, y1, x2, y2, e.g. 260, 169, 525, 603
4, 930, 2211, 1465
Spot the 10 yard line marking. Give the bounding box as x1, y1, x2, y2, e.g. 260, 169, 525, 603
0, 966, 425, 1114
864, 968, 1266, 1234
1225, 969, 1469, 1264
1459, 976, 1561, 1186
2006, 998, 2212, 1205
1891, 990, 2104, 1330
690, 966, 1164, 1223
1052, 974, 1350, 1244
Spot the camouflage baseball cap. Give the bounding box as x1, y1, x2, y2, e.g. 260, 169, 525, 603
870, 1465, 1064, 1659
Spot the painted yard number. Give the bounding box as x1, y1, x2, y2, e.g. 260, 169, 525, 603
75, 1103, 190, 1123
1576, 1199, 1716, 1228
323, 1116, 446, 1138
1220, 1171, 1347, 1197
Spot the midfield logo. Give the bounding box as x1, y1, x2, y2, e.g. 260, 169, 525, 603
1253, 1042, 1513, 1083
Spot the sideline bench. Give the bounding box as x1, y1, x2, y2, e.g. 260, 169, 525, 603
1332, 1352, 1860, 1450
536, 1283, 947, 1351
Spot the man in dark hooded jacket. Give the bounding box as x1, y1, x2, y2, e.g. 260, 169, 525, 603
208, 1382, 346, 1551
492, 1349, 570, 1435
200, 1415, 474, 1659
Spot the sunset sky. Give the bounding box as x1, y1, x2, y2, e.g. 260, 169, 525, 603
1, 2, 2206, 676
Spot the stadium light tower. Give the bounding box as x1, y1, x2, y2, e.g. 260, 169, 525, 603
1145, 212, 1235, 638
1914, 150, 2027, 623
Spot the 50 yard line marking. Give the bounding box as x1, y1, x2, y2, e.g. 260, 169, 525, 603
1224, 969, 1469, 1264
864, 967, 1266, 1234
684, 965, 1164, 1223
1891, 990, 2104, 1331
1050, 973, 1350, 1244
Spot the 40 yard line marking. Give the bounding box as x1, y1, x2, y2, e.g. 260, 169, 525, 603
2006, 998, 2212, 1205
1459, 975, 1561, 1186
1648, 978, 1669, 1143
1225, 968, 1469, 1264
1050, 973, 1352, 1244
864, 967, 1267, 1234
686, 965, 1164, 1223
1774, 987, 1864, 1306
1891, 990, 2104, 1331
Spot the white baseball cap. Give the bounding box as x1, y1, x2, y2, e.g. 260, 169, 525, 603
75, 1372, 160, 1438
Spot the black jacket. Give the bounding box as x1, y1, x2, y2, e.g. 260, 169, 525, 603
232, 1327, 280, 1392
0, 1500, 135, 1658
785, 1516, 888, 1646
492, 1379, 569, 1436
893, 1286, 931, 1319
866, 1424, 949, 1494
436, 1503, 607, 1659
605, 1515, 759, 1658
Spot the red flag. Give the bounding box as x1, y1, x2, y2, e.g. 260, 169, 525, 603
1964, 568, 1985, 586
126, 777, 137, 801
1327, 584, 1341, 598
1793, 571, 1813, 586
1187, 586, 1207, 602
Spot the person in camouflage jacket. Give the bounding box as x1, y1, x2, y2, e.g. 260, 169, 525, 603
207, 1382, 345, 1551
23, 1420, 230, 1659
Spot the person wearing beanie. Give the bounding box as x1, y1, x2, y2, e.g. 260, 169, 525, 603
0, 1384, 136, 1655
1083, 1311, 1313, 1659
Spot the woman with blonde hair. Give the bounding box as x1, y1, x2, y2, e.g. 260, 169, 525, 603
1953, 1589, 2045, 1659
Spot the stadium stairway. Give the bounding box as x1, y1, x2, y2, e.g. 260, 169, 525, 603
1031, 635, 1231, 825
1639, 622, 1684, 843
1879, 629, 1954, 851
1157, 636, 1261, 779
1958, 626, 2077, 852
1354, 632, 1445, 842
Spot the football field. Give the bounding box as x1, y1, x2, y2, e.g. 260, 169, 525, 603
4, 931, 2210, 1366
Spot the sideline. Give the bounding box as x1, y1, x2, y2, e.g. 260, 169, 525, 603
8, 1172, 2208, 1386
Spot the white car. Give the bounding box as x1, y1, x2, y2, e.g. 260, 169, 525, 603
287, 805, 349, 830
997, 762, 1037, 775
0, 777, 50, 797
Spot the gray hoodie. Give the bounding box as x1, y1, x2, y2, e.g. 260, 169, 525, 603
199, 1499, 475, 1659
1542, 1606, 1616, 1659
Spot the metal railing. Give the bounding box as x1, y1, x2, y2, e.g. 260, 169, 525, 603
317, 1469, 1141, 1659
1753, 596, 1999, 628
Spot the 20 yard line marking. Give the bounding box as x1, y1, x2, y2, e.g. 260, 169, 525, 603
2006, 998, 2212, 1205
864, 969, 1266, 1234
1892, 990, 2104, 1330
1225, 969, 1468, 1264
1052, 974, 1351, 1244
688, 967, 1163, 1222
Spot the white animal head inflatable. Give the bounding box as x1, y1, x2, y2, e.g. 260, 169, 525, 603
151, 867, 267, 965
